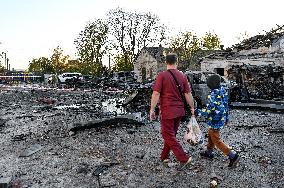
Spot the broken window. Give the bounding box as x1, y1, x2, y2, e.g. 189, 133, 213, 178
214, 68, 224, 76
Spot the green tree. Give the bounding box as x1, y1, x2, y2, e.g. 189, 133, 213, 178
89, 63, 104, 76
64, 60, 82, 73
51, 46, 69, 74
169, 31, 201, 65
74, 19, 108, 75
0, 64, 5, 73
169, 31, 221, 70
201, 32, 221, 50
112, 53, 133, 72
107, 8, 166, 62
28, 57, 53, 74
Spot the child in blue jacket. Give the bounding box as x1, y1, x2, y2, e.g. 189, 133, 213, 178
197, 74, 239, 167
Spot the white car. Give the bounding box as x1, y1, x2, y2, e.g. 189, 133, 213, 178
57, 73, 83, 83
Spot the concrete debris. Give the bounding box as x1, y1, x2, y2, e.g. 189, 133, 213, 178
258, 156, 272, 167
231, 100, 284, 111
19, 144, 43, 157
0, 177, 12, 188
0, 85, 283, 187
38, 98, 56, 105
122, 91, 138, 106
93, 162, 119, 188
93, 165, 108, 176
0, 118, 8, 127
12, 133, 29, 141
267, 128, 284, 133
75, 163, 89, 174
210, 179, 217, 188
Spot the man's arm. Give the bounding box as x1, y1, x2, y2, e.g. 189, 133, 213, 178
150, 91, 160, 121
184, 92, 195, 115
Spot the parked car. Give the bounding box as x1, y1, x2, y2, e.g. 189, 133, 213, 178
184, 71, 232, 107
57, 72, 83, 83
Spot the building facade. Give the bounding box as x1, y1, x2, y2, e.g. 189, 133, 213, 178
133, 46, 166, 82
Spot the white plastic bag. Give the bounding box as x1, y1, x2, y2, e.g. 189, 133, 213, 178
184, 117, 203, 146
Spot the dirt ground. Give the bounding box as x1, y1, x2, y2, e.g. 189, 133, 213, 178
0, 87, 283, 188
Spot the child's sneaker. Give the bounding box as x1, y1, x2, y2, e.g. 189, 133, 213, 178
228, 153, 240, 167
200, 151, 214, 159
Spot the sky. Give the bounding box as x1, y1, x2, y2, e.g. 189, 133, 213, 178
0, 0, 283, 70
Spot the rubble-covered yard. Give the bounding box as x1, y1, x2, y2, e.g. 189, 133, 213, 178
0, 87, 283, 188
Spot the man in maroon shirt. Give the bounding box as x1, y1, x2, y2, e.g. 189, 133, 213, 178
150, 53, 195, 169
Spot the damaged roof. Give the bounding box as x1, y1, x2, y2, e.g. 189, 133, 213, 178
233, 25, 284, 51
142, 46, 165, 62
144, 46, 161, 57
203, 25, 284, 60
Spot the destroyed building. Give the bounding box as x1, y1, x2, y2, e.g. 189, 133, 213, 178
200, 27, 284, 76
200, 25, 284, 100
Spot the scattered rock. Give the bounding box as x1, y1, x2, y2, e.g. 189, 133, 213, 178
19, 144, 43, 157
68, 131, 75, 136
0, 177, 12, 188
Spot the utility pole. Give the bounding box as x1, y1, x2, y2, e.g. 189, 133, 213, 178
8, 59, 10, 71
108, 55, 111, 70
7, 58, 9, 72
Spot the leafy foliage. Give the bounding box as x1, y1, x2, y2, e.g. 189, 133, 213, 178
169, 31, 201, 64
64, 60, 82, 73
202, 32, 221, 50
0, 64, 5, 73
50, 46, 69, 74
169, 31, 221, 70
112, 53, 133, 72
28, 57, 53, 74
74, 19, 108, 75
28, 47, 70, 74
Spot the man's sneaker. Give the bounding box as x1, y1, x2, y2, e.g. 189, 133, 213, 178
162, 159, 170, 167
228, 153, 240, 167
178, 157, 192, 170
200, 151, 214, 159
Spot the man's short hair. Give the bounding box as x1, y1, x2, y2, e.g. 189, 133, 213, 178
166, 53, 178, 65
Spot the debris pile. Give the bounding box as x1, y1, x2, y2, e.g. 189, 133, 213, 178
0, 87, 283, 187
227, 64, 284, 100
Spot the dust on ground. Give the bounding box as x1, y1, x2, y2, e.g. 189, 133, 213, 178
0, 87, 283, 188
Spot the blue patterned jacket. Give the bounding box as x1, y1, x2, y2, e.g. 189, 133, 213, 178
197, 86, 229, 129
